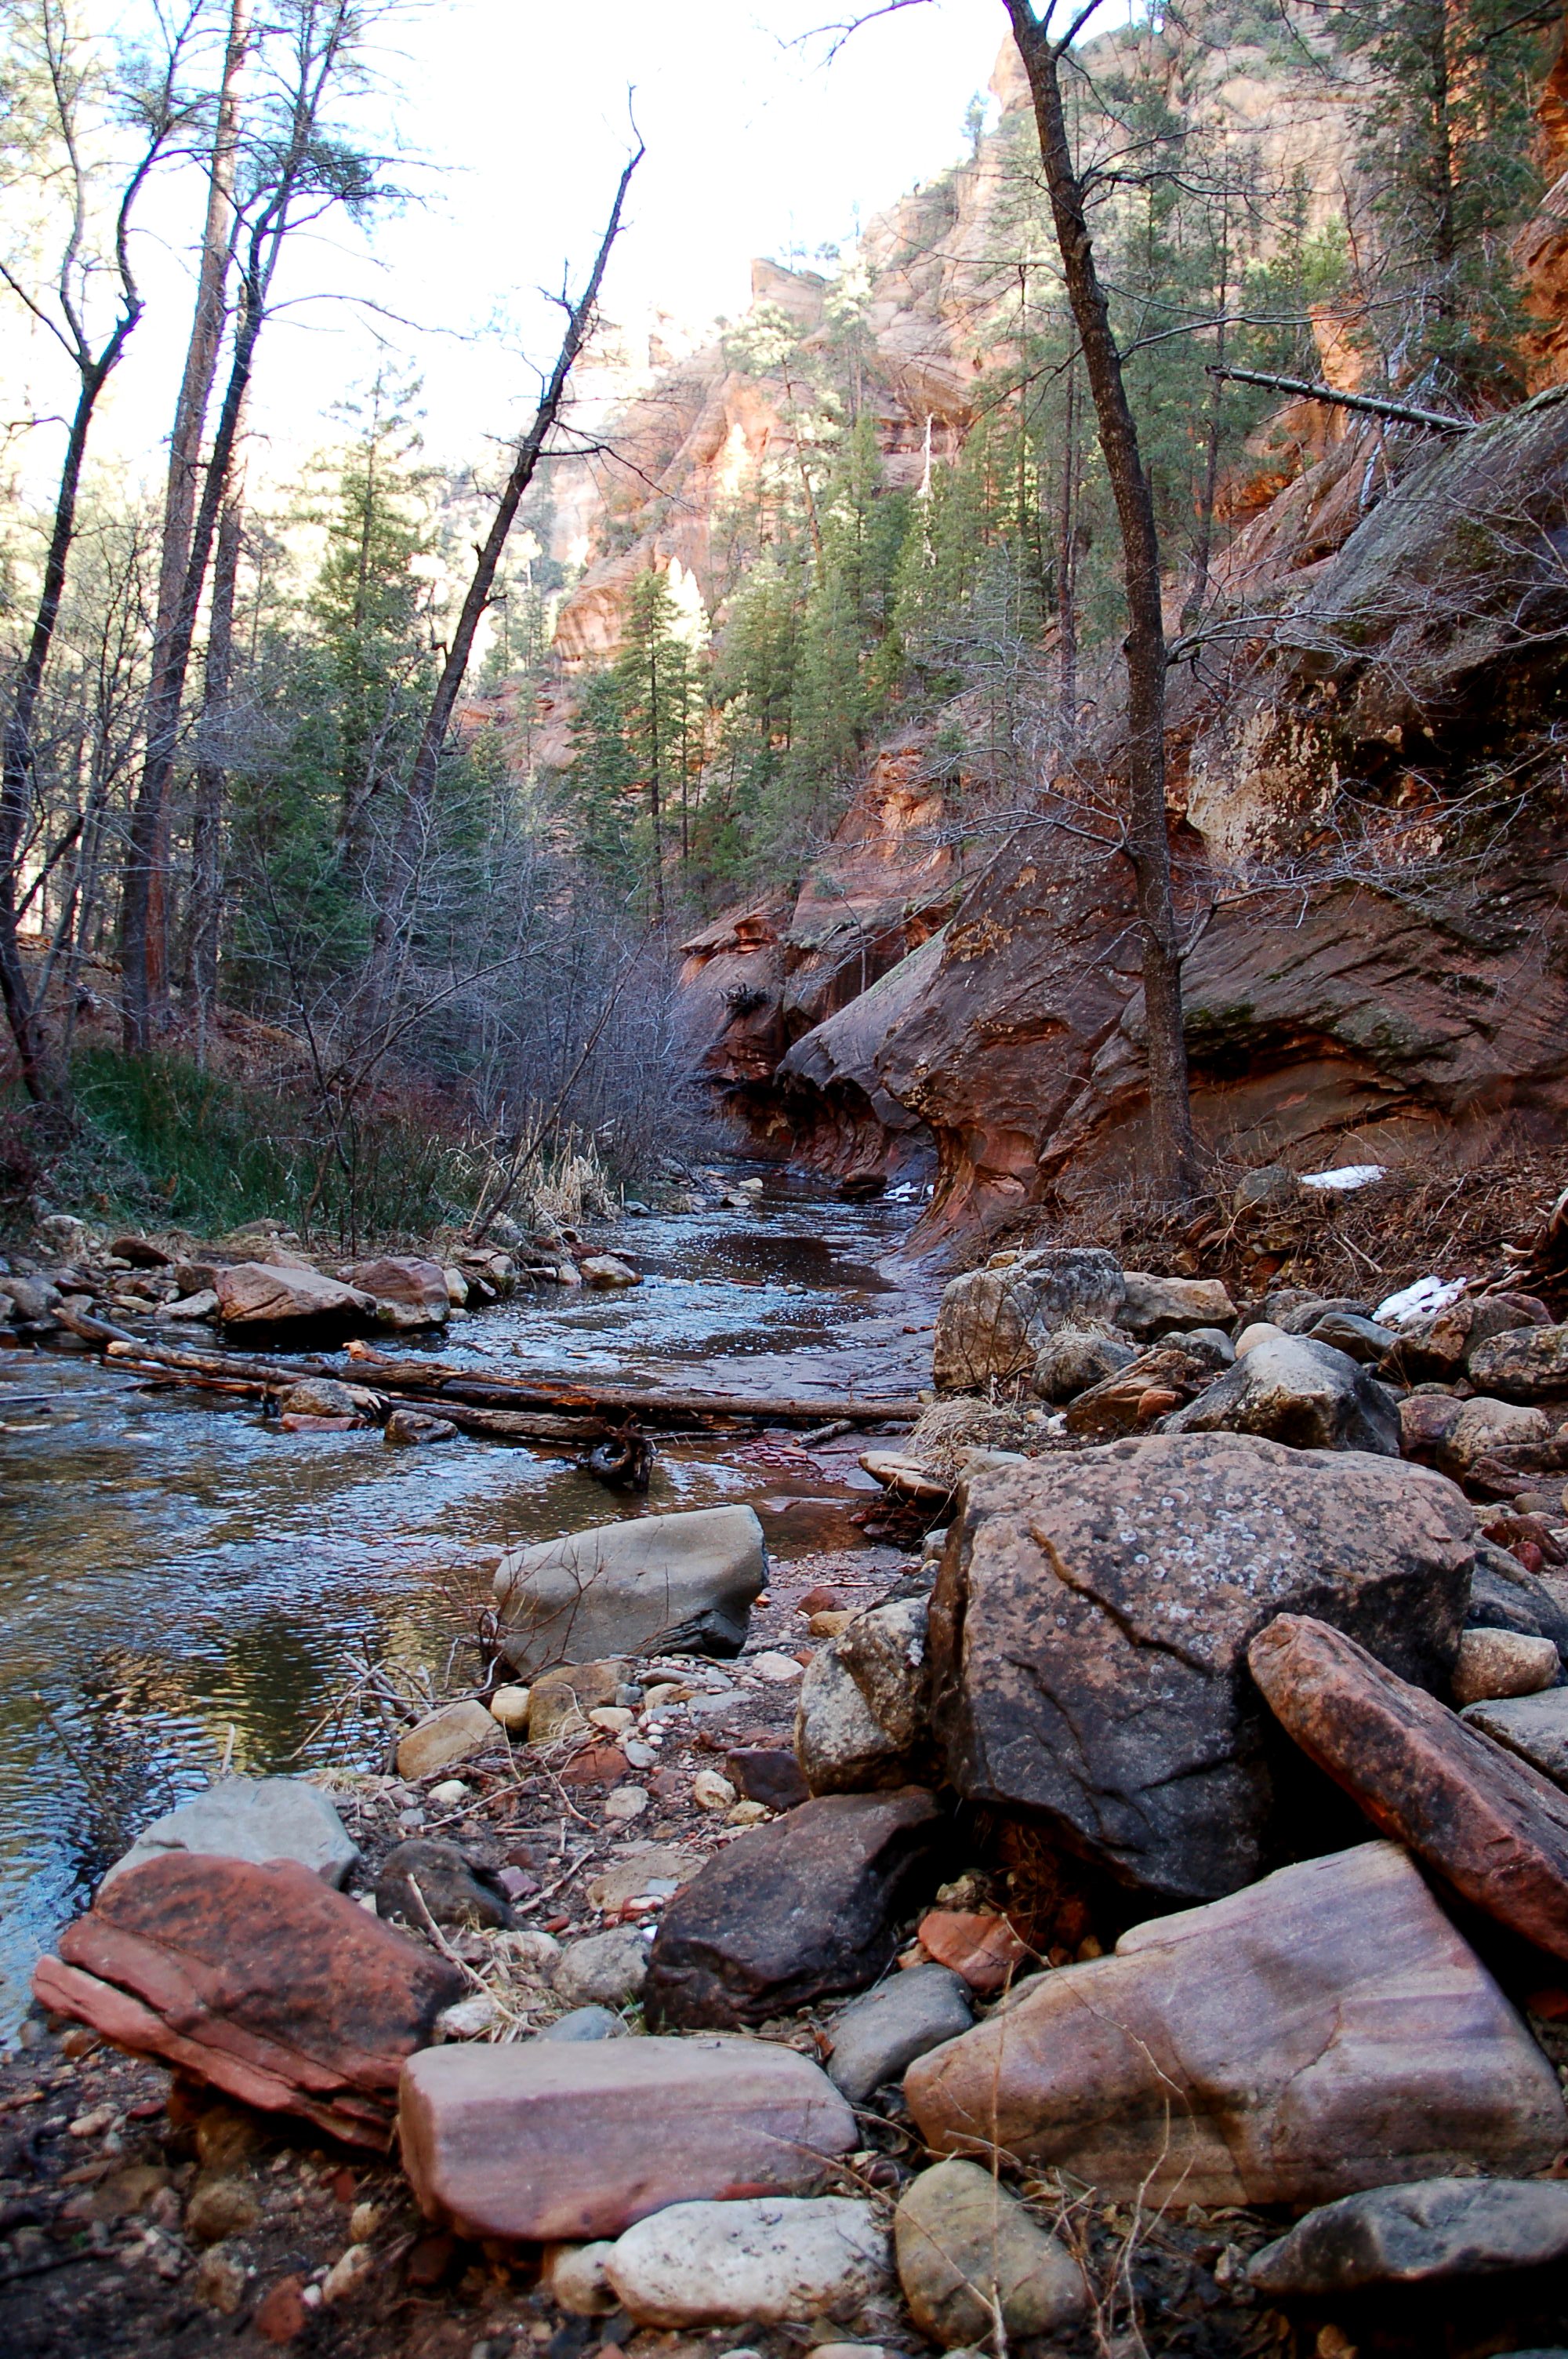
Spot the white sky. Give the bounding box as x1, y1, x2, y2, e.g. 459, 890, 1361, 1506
28, 0, 1018, 503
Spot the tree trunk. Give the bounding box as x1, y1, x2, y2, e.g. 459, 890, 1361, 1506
0, 362, 118, 1105
136, 0, 250, 1029
191, 473, 244, 1064
361, 144, 642, 1032
1004, 0, 1196, 1196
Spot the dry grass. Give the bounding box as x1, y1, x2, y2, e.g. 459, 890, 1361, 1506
1003, 1139, 1566, 1315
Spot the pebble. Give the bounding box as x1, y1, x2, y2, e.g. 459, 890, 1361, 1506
590, 1707, 635, 1732
546, 2239, 620, 2314
624, 1739, 656, 1768
489, 1685, 531, 1730
728, 1801, 770, 1826
692, 1770, 737, 1811
427, 1779, 470, 1808
750, 1652, 805, 1683
540, 2005, 627, 2043
604, 1786, 649, 1822
895, 2159, 1086, 2345
554, 1925, 650, 2008
321, 2242, 376, 2304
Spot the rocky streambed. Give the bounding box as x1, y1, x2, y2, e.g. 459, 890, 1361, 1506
11, 1223, 1568, 2358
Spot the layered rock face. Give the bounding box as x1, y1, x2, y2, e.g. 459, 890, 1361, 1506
766, 393, 1568, 1252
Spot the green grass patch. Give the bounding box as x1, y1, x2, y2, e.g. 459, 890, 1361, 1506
59, 1049, 478, 1249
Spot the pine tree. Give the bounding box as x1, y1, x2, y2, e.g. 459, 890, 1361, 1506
1337, 0, 1555, 403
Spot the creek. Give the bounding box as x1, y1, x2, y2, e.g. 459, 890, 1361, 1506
0, 1177, 933, 2035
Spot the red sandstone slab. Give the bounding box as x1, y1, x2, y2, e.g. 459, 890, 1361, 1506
398, 2033, 858, 2241
1249, 1612, 1568, 1960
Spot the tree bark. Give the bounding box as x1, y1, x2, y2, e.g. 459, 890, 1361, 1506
1004, 0, 1196, 1197
361, 142, 644, 1030
122, 1, 359, 1055
136, 0, 250, 1027
190, 467, 245, 1063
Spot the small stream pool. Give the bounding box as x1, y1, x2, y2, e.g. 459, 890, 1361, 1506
0, 1179, 935, 2036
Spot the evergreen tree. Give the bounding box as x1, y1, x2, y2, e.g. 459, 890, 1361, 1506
1336, 0, 1555, 402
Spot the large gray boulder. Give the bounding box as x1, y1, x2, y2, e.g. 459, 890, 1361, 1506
1163, 1330, 1399, 1454
928, 1434, 1475, 1900
1032, 1325, 1136, 1403
103, 1776, 359, 1889
932, 1249, 1125, 1392
494, 1505, 765, 1675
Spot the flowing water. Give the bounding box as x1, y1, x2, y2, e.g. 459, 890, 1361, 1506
0, 1178, 935, 2034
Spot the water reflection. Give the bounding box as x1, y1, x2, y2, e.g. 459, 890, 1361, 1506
0, 1183, 931, 2030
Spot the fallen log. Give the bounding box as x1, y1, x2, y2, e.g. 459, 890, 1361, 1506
52, 1308, 922, 1427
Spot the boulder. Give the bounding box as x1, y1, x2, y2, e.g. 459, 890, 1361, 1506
1467, 1539, 1568, 1651
494, 1507, 765, 1675
397, 2035, 857, 2241
1277, 1295, 1371, 1334
1465, 1688, 1568, 1788
1162, 1332, 1399, 1455
644, 1788, 946, 2028
796, 1599, 931, 1795
1032, 1325, 1137, 1403
527, 1661, 631, 1743
1119, 1273, 1237, 1339
375, 1841, 514, 1932
103, 1777, 359, 1890
932, 1249, 1126, 1392
395, 1699, 504, 1780
894, 2159, 1085, 2346
33, 1854, 462, 2146
385, 1408, 457, 1445
278, 1377, 377, 1421
1248, 1615, 1568, 1961
1062, 1341, 1225, 1439
904, 1841, 1566, 2206
605, 2195, 891, 2328
825, 1965, 973, 2103
1469, 1324, 1568, 1401
339, 1256, 449, 1329
1249, 2178, 1568, 2297
554, 1927, 649, 2010
726, 1746, 811, 1811
1307, 1310, 1399, 1361
1452, 1628, 1560, 1705
1439, 1397, 1552, 1477
213, 1263, 376, 1332
928, 1436, 1474, 1900
579, 1254, 641, 1289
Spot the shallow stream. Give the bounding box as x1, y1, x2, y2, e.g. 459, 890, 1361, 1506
0, 1177, 934, 2034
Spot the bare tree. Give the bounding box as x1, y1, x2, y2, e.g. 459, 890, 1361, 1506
1003, 0, 1197, 1196
0, 0, 203, 1103
361, 137, 644, 1027
140, 0, 250, 1017
120, 0, 384, 1054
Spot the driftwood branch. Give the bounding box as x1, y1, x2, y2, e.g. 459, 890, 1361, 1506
1206, 364, 1473, 436
53, 1310, 919, 1428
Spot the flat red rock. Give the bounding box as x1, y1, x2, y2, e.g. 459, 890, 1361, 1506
32, 1854, 462, 2147
1248, 1612, 1568, 1960
398, 2033, 858, 2241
